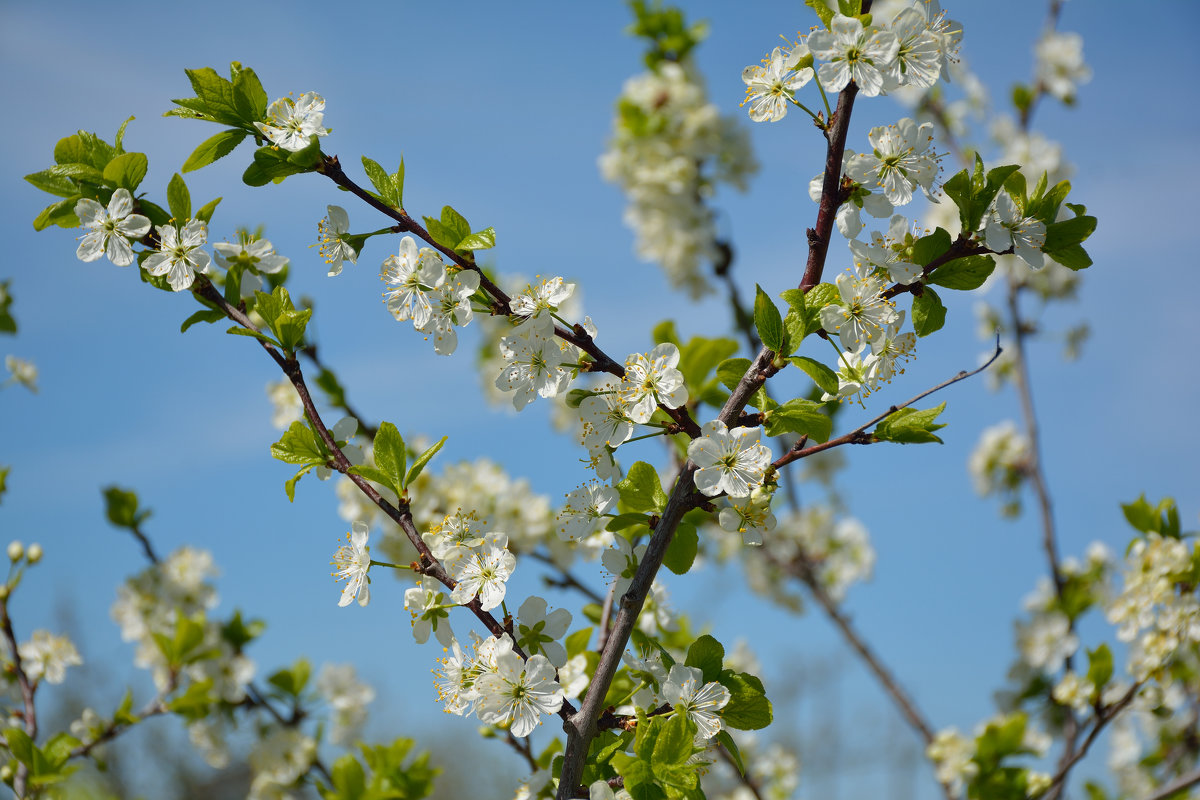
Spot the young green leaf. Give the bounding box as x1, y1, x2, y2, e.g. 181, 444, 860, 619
911, 287, 946, 337
788, 356, 839, 396
616, 461, 668, 513
662, 524, 698, 575
167, 173, 192, 221
195, 196, 222, 225
102, 152, 149, 191
685, 635, 725, 683
753, 284, 786, 354
457, 227, 496, 251
405, 436, 447, 488
764, 397, 833, 442
909, 227, 952, 266
182, 129, 247, 173
372, 421, 407, 495
873, 402, 947, 444
926, 255, 995, 290
270, 420, 328, 466
719, 671, 773, 730
716, 358, 752, 392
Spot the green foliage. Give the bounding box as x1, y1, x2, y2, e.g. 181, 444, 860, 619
252, 286, 312, 351
718, 670, 772, 730
270, 420, 328, 500
627, 0, 708, 70
267, 657, 312, 698
405, 436, 447, 488
684, 635, 724, 683
167, 172, 192, 221
753, 284, 786, 354
911, 287, 946, 336
805, 0, 835, 27
943, 157, 1021, 236
319, 738, 438, 800
1121, 494, 1182, 538
183, 129, 248, 172
0, 280, 15, 335
715, 357, 751, 392
764, 397, 832, 443
612, 712, 703, 800
103, 485, 152, 529
4, 727, 81, 788
788, 355, 839, 396
1086, 644, 1113, 690
873, 402, 947, 444
168, 63, 269, 131
102, 152, 149, 191
662, 524, 698, 575
927, 255, 996, 290
362, 155, 405, 209
617, 462, 669, 513
370, 421, 407, 497
910, 227, 952, 267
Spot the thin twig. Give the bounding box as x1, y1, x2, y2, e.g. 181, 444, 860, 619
1041, 682, 1142, 798
1140, 766, 1200, 800
773, 338, 1003, 471
529, 551, 604, 604
0, 597, 37, 799
504, 730, 541, 774
716, 742, 766, 800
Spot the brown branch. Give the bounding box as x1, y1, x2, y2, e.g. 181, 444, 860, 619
1, 596, 37, 799
716, 741, 766, 800
557, 468, 704, 799
504, 729, 541, 775
1041, 682, 1141, 799
800, 85, 860, 292
1141, 766, 1200, 800
529, 551, 604, 605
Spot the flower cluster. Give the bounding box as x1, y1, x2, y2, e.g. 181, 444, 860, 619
818, 269, 914, 404
688, 420, 771, 499
967, 421, 1031, 517
434, 633, 565, 738
381, 235, 481, 356
743, 4, 961, 118
1107, 532, 1200, 680
421, 512, 516, 612
600, 61, 756, 297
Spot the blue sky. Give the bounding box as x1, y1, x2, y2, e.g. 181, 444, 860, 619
2, 1, 1198, 796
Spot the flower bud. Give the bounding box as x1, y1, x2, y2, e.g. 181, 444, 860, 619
0, 763, 11, 781
25, 544, 42, 564
6, 542, 23, 562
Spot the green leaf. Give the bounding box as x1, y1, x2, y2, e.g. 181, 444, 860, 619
911, 287, 946, 337
874, 402, 947, 444
103, 485, 150, 528
221, 610, 265, 650
715, 358, 751, 392
180, 308, 225, 333
716, 730, 745, 776
195, 196, 222, 225
184, 67, 241, 123
23, 169, 80, 198
346, 465, 393, 488
910, 228, 952, 266
362, 156, 397, 206
652, 319, 682, 347
372, 421, 407, 495
285, 465, 315, 502
606, 512, 651, 533
232, 65, 268, 122
1045, 242, 1092, 270
1086, 644, 1113, 690
927, 255, 996, 290
780, 288, 809, 347
616, 462, 668, 513
33, 197, 82, 231
805, 0, 835, 27
764, 397, 832, 443
226, 326, 281, 347
6, 727, 35, 766
167, 173, 191, 221
685, 635, 725, 683
942, 168, 972, 233
271, 421, 328, 466
102, 152, 148, 191
678, 336, 739, 389
424, 206, 472, 251
393, 157, 406, 209
138, 198, 171, 227
720, 671, 772, 730
457, 227, 496, 251
329, 754, 367, 800
662, 524, 698, 575
405, 436, 447, 488
182, 129, 247, 173
55, 132, 115, 170
653, 713, 696, 769
1043, 214, 1098, 252
788, 356, 839, 396
267, 658, 311, 697
753, 284, 786, 354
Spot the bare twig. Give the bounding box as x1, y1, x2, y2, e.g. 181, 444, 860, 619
773, 338, 1003, 471
1140, 766, 1200, 800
